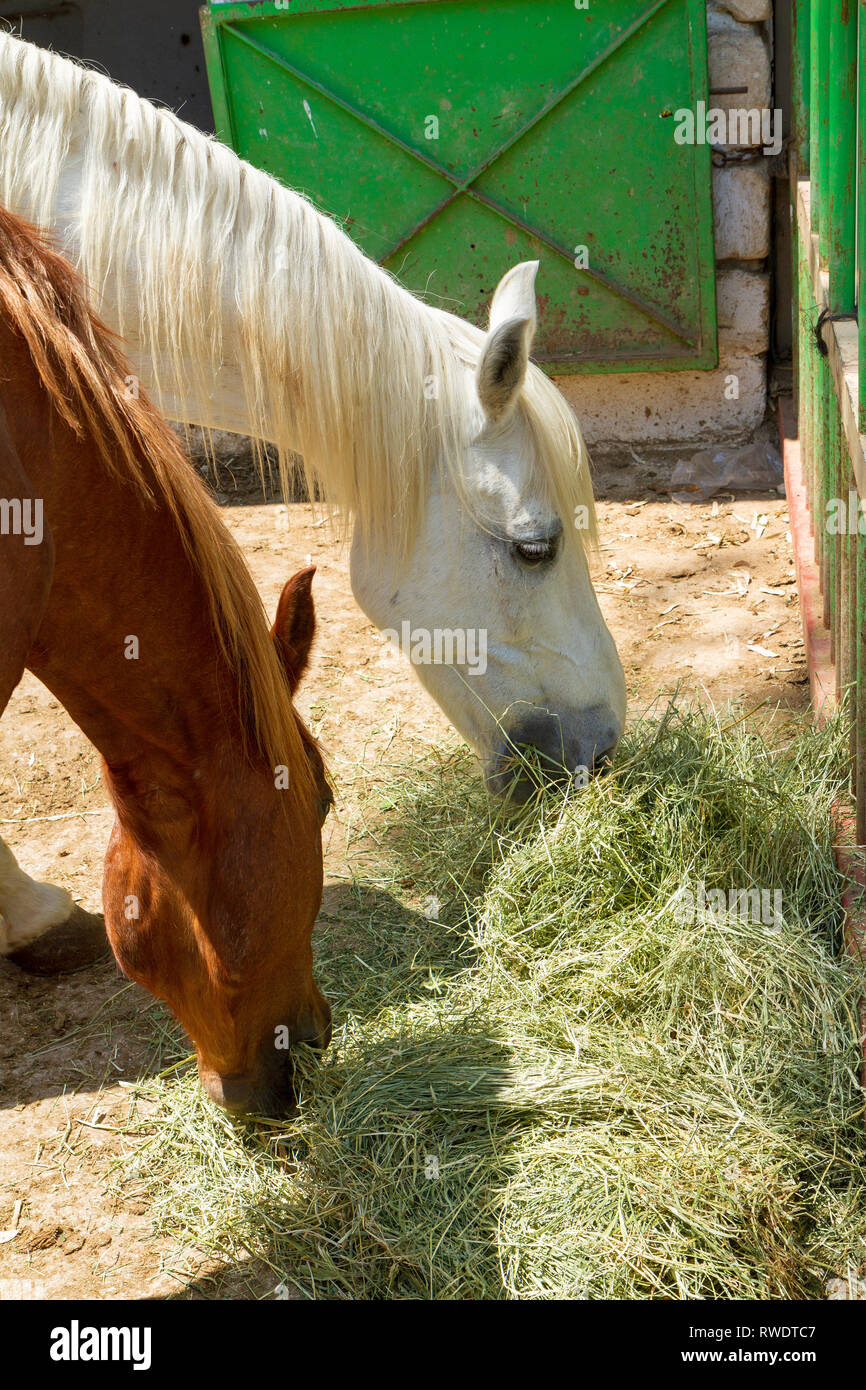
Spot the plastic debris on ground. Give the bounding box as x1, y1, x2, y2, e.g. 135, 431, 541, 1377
670, 441, 784, 505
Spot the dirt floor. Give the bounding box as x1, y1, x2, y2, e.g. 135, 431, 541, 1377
0, 434, 811, 1300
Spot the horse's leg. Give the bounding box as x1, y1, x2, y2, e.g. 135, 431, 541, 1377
0, 834, 109, 971
0, 413, 109, 973
0, 834, 73, 949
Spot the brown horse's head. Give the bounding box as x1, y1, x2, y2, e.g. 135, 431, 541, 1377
102, 568, 332, 1117
0, 207, 331, 1118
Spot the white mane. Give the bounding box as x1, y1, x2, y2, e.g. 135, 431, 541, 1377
0, 28, 595, 552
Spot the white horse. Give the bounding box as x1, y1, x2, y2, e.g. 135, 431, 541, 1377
0, 30, 625, 964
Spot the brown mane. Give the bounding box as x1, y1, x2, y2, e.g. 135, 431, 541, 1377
0, 204, 313, 796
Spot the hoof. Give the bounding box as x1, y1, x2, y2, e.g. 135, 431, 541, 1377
6, 906, 111, 975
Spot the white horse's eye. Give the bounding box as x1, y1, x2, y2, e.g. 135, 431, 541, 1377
511, 536, 559, 567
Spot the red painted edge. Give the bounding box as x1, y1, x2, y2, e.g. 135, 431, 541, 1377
836, 822, 866, 1090
780, 400, 835, 717
779, 399, 866, 1084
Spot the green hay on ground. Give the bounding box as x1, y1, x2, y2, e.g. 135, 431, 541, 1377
116, 702, 866, 1299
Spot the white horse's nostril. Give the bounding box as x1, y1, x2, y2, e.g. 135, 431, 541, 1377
483, 705, 621, 801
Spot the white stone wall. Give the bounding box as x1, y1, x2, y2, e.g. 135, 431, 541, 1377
558, 0, 773, 444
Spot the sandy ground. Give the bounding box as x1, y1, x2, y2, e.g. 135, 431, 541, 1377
0, 442, 809, 1300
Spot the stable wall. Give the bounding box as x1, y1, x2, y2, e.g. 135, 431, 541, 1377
559, 0, 774, 443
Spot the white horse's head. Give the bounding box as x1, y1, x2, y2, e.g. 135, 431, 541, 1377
351, 262, 626, 801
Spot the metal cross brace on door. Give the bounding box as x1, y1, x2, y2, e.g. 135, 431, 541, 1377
222, 0, 693, 346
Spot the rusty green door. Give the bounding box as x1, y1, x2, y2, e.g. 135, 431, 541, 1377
201, 0, 717, 373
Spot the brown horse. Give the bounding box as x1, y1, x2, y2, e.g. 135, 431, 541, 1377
0, 205, 331, 1115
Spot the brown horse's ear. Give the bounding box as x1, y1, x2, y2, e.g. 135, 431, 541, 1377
271, 566, 316, 692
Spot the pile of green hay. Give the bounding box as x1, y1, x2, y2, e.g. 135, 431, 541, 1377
118, 702, 866, 1299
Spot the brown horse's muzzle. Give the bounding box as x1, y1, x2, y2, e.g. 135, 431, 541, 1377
197, 989, 333, 1117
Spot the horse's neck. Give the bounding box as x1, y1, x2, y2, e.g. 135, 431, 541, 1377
51, 152, 263, 439
4, 66, 461, 551
14, 410, 238, 785
123, 333, 257, 440
48, 128, 450, 467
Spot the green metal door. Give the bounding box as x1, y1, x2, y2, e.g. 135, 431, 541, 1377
201, 0, 717, 373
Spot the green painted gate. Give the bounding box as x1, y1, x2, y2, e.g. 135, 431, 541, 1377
791, 0, 866, 839
201, 0, 717, 373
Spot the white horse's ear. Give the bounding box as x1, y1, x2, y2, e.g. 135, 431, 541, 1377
488, 261, 539, 333
478, 262, 539, 423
